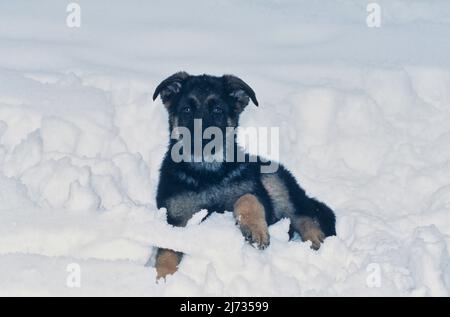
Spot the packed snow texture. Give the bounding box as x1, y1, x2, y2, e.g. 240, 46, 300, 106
0, 0, 449, 296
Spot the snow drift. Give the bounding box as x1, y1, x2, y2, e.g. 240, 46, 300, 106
0, 0, 449, 296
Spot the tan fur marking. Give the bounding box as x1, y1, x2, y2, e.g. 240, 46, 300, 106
187, 95, 200, 106
292, 217, 325, 250
234, 194, 270, 249
170, 116, 179, 128
205, 95, 218, 104
163, 100, 172, 110
155, 249, 181, 280
261, 174, 296, 218
227, 118, 237, 127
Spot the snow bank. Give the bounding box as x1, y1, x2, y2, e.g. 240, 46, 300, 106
0, 0, 449, 296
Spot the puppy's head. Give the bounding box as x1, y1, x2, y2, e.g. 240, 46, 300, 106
153, 72, 258, 133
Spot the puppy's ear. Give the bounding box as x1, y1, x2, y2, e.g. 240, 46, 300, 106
153, 72, 190, 107
223, 75, 259, 113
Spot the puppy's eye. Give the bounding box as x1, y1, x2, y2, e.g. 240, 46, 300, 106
212, 107, 223, 115
182, 106, 192, 114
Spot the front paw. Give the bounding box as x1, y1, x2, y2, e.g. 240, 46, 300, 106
240, 224, 270, 250
234, 194, 270, 250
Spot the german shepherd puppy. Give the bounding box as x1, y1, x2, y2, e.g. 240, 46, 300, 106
153, 72, 336, 279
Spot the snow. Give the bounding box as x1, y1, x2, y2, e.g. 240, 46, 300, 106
0, 0, 449, 296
